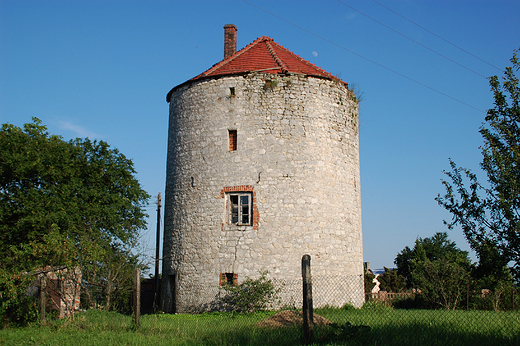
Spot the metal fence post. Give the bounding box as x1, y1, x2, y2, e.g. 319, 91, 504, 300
302, 254, 313, 344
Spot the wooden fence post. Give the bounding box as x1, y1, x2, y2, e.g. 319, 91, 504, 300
466, 278, 470, 311
40, 274, 46, 323
302, 254, 313, 344
133, 268, 141, 328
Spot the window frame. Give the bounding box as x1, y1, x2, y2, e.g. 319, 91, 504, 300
227, 192, 252, 226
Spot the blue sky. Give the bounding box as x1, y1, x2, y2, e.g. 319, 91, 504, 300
1, 0, 519, 274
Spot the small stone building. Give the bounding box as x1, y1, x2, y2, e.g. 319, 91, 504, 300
161, 25, 364, 313
35, 266, 81, 318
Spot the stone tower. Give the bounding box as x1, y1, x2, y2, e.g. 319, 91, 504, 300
161, 25, 364, 313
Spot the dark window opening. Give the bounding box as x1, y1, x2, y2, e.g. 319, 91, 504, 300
230, 87, 235, 96
220, 273, 238, 286
229, 130, 237, 151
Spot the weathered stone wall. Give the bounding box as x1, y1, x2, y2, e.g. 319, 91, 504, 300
161, 72, 363, 312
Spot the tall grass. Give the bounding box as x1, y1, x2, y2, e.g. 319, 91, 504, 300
1, 308, 519, 345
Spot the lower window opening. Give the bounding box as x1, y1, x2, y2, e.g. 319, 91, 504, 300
220, 273, 238, 286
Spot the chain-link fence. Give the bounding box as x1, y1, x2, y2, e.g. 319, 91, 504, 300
138, 274, 519, 345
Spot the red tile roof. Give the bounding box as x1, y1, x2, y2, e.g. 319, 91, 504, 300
167, 36, 345, 102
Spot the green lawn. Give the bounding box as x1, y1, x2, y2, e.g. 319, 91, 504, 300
1, 308, 519, 345
315, 307, 520, 345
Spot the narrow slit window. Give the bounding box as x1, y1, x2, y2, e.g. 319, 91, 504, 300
229, 87, 235, 96
229, 130, 237, 151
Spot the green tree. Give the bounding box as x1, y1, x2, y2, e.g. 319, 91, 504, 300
436, 49, 520, 282
411, 257, 470, 310
377, 267, 406, 293
0, 118, 149, 323
395, 232, 473, 309
364, 269, 376, 294
395, 232, 469, 288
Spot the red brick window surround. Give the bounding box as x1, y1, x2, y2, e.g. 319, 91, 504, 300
221, 185, 258, 230
228, 130, 237, 151
219, 273, 238, 286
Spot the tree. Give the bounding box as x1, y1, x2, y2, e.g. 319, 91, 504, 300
377, 267, 406, 293
364, 269, 376, 294
0, 118, 149, 323
411, 257, 470, 310
436, 49, 520, 282
395, 232, 473, 309
395, 232, 470, 288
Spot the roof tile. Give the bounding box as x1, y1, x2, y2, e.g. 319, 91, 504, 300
167, 36, 345, 102
193, 36, 340, 81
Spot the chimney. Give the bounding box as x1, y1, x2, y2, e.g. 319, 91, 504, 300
224, 24, 237, 60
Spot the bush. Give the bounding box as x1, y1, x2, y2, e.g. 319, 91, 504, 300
342, 303, 356, 310
219, 271, 280, 313
361, 300, 393, 312
364, 270, 376, 293
0, 272, 39, 327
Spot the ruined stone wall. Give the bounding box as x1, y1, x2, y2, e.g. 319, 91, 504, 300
162, 72, 363, 312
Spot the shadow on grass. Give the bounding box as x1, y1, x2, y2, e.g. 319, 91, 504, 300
151, 322, 519, 346
312, 322, 520, 346
1, 310, 518, 346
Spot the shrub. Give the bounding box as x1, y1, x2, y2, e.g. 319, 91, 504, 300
0, 272, 39, 327
219, 271, 280, 313
364, 270, 376, 293
361, 300, 393, 312
342, 303, 356, 310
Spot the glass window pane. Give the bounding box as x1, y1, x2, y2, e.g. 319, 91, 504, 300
231, 206, 238, 224
241, 205, 249, 222
229, 193, 252, 225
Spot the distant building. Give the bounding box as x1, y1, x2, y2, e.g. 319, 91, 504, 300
161, 25, 363, 312
35, 266, 81, 318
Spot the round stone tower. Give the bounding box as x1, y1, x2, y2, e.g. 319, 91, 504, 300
161, 25, 363, 313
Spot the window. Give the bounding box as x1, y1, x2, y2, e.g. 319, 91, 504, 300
221, 185, 257, 230
228, 192, 252, 226
220, 273, 238, 286
228, 130, 237, 151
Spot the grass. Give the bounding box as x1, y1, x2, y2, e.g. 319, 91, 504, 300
315, 306, 520, 345
1, 307, 519, 345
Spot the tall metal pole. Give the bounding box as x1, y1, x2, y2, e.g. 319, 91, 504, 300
155, 192, 162, 309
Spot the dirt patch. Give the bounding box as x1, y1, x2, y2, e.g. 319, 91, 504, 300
256, 310, 332, 328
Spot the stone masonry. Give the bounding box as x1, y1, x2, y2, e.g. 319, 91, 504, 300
161, 28, 364, 313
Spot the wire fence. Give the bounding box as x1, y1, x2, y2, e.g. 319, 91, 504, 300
26, 267, 520, 345
134, 274, 520, 345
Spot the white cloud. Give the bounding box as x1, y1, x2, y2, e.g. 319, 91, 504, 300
59, 121, 100, 139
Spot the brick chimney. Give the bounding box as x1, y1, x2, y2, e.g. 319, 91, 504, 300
224, 24, 237, 60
